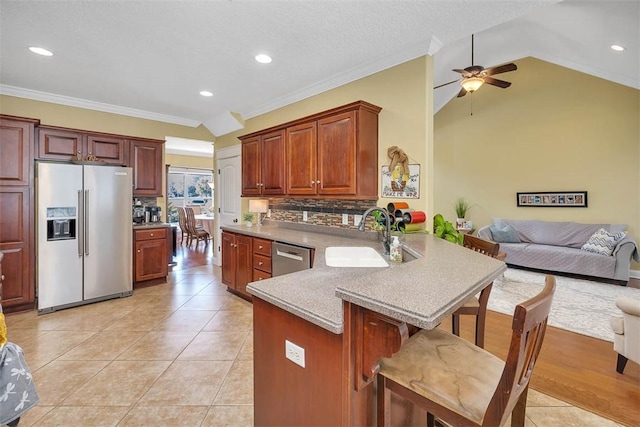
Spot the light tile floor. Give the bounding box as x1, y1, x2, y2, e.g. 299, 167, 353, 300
5, 265, 622, 426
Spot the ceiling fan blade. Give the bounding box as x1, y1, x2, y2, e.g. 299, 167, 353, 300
452, 68, 473, 78
483, 76, 512, 88
484, 63, 517, 76
434, 78, 461, 89
457, 87, 468, 98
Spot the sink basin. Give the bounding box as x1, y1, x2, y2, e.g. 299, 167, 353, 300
325, 246, 389, 267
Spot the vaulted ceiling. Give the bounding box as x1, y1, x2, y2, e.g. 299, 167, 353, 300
1, 1, 637, 139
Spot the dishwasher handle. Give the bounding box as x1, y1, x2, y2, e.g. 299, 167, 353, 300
275, 249, 304, 262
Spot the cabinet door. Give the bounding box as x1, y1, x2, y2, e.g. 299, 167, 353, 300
235, 234, 253, 298
0, 188, 34, 308
129, 139, 163, 196
261, 130, 286, 195
134, 238, 168, 282
87, 134, 126, 165
38, 127, 84, 160
221, 232, 237, 287
286, 121, 317, 195
241, 136, 262, 196
1, 118, 34, 186
317, 111, 357, 195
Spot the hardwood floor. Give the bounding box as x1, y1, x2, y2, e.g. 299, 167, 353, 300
455, 311, 640, 426
175, 241, 639, 426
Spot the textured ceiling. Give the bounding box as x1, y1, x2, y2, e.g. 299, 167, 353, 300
1, 0, 638, 143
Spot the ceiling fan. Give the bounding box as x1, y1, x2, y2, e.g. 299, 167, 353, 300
435, 34, 517, 98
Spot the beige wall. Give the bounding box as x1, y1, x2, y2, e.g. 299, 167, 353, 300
434, 57, 639, 266
0, 95, 215, 141
216, 56, 434, 217
165, 154, 214, 170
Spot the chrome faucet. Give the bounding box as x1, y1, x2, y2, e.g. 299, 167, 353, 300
358, 207, 391, 255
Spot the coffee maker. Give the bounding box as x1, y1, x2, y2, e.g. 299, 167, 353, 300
132, 205, 145, 224
146, 206, 161, 223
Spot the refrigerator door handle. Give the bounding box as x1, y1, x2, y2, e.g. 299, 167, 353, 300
84, 189, 89, 256
78, 190, 84, 256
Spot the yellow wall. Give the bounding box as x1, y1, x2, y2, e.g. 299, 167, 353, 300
165, 154, 214, 170
0, 95, 215, 141
434, 57, 639, 254
216, 56, 434, 218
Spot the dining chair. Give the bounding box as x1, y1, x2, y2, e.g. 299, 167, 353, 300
177, 207, 190, 245
184, 206, 209, 247
452, 234, 502, 348
376, 275, 556, 427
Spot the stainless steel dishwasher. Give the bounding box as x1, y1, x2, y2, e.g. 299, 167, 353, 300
272, 242, 312, 276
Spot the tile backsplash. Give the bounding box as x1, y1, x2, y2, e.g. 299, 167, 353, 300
267, 198, 377, 229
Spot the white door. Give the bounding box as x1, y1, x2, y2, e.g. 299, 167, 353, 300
214, 145, 241, 266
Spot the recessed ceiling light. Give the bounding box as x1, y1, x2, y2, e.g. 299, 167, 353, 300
610, 44, 625, 52
255, 54, 272, 64
200, 91, 213, 97
29, 46, 53, 56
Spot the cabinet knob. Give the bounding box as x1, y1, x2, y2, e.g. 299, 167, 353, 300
258, 277, 263, 280
1, 274, 4, 281
259, 245, 263, 249
258, 261, 263, 266
137, 250, 141, 253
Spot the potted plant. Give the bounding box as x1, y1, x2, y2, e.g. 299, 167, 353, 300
242, 212, 254, 227
433, 213, 463, 245
454, 197, 471, 228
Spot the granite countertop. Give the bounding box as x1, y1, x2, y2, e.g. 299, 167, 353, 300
132, 222, 173, 228
225, 222, 506, 335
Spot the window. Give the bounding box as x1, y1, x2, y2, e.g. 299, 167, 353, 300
167, 167, 213, 223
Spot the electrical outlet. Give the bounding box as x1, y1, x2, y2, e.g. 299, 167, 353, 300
342, 213, 349, 225
354, 214, 363, 226
303, 211, 308, 222
285, 340, 305, 368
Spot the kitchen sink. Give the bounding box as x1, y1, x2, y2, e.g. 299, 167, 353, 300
325, 246, 389, 267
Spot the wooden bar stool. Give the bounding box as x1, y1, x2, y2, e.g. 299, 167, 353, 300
376, 275, 556, 427
452, 234, 503, 348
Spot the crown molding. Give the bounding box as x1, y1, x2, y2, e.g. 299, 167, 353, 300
0, 85, 202, 127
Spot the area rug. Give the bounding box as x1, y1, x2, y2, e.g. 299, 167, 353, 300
487, 269, 640, 342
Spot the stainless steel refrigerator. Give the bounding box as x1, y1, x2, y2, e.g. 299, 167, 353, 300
36, 161, 133, 313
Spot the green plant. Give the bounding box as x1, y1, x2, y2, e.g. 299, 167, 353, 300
371, 210, 402, 233
433, 213, 463, 245
242, 212, 254, 223
454, 197, 471, 219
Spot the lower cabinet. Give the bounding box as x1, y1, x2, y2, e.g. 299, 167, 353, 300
222, 231, 273, 300
133, 227, 170, 285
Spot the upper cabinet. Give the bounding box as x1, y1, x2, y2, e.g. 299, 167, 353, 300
128, 138, 164, 197
240, 101, 381, 199
38, 126, 126, 165
241, 130, 286, 196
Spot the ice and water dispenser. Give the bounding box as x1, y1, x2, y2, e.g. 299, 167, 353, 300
45, 207, 77, 241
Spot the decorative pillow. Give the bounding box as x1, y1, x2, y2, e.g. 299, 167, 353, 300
489, 224, 522, 243
581, 228, 626, 256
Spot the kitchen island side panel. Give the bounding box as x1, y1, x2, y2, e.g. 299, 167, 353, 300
253, 296, 342, 426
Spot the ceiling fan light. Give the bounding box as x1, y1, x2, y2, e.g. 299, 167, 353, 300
462, 77, 484, 93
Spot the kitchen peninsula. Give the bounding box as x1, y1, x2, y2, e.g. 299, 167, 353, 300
222, 223, 506, 426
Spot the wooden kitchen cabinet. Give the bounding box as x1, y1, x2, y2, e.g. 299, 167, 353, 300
241, 130, 286, 196
38, 126, 127, 165
252, 238, 272, 282
240, 100, 381, 199
0, 115, 38, 312
221, 231, 254, 300
128, 138, 164, 197
133, 227, 169, 284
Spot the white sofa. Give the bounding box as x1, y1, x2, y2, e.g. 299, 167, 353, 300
478, 219, 638, 285
610, 296, 640, 373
